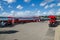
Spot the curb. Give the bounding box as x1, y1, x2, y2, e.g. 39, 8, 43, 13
54, 25, 60, 40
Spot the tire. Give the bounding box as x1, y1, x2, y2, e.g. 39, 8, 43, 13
49, 23, 57, 27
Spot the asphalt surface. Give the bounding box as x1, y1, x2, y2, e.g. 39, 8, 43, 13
0, 21, 55, 40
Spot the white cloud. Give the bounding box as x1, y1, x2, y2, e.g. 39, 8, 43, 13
48, 9, 55, 15
24, 11, 31, 14
17, 5, 23, 10
24, 0, 30, 2
0, 5, 4, 11
10, 10, 15, 13
1, 11, 15, 17
42, 12, 47, 16
40, 0, 54, 6
36, 10, 41, 16
40, 0, 55, 11
15, 12, 24, 17
23, 11, 35, 17
49, 4, 56, 8
34, 10, 42, 16
56, 12, 60, 15
40, 2, 47, 6
56, 9, 60, 15
8, 5, 12, 8
0, 10, 50, 17
44, 5, 49, 9
0, 5, 2, 9
58, 9, 60, 11
57, 3, 60, 6
31, 3, 35, 7
3, 0, 16, 3
1, 11, 33, 17
15, 10, 41, 17
43, 12, 46, 14
42, 3, 56, 9
1, 12, 9, 17
15, 11, 32, 17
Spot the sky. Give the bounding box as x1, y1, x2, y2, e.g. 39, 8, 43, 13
0, 0, 60, 17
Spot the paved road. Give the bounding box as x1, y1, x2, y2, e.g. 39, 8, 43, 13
0, 21, 55, 40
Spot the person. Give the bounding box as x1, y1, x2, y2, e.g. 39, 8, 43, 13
1, 21, 6, 26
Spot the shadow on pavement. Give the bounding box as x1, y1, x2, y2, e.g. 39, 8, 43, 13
0, 24, 15, 28
44, 27, 55, 40
0, 22, 30, 28
0, 30, 19, 34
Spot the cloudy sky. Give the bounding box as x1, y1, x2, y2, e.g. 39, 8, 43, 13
0, 0, 60, 17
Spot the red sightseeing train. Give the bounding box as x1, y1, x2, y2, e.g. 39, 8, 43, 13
0, 16, 40, 26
